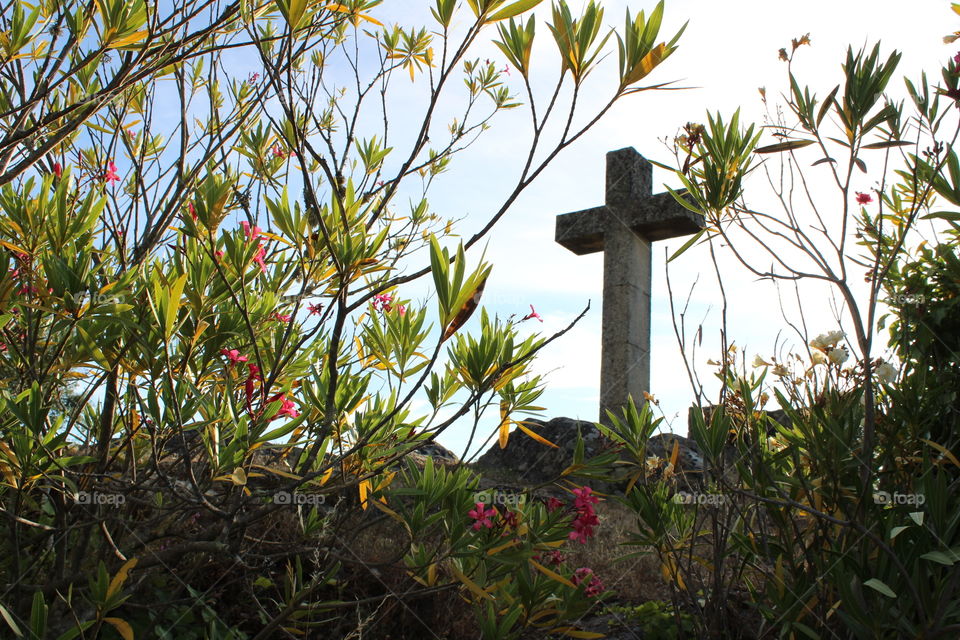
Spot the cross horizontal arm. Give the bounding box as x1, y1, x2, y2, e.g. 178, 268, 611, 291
555, 192, 705, 256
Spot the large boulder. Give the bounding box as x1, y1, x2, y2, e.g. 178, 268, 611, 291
472, 417, 612, 487
472, 417, 706, 493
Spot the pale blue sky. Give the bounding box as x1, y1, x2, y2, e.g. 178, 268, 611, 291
407, 0, 952, 456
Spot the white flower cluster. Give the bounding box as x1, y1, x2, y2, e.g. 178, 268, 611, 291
810, 330, 849, 366
876, 361, 897, 384
752, 355, 791, 377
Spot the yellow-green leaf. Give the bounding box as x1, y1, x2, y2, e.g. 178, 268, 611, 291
104, 618, 134, 640
106, 558, 138, 600
530, 559, 575, 588
516, 421, 558, 449
488, 0, 543, 22
450, 563, 494, 601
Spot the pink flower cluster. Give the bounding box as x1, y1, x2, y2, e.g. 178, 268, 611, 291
267, 393, 299, 419
465, 485, 604, 599
372, 292, 405, 316
221, 350, 299, 420
271, 144, 292, 159
569, 486, 600, 544
241, 221, 268, 272
855, 191, 873, 205
572, 567, 605, 597
104, 161, 120, 185
220, 348, 248, 365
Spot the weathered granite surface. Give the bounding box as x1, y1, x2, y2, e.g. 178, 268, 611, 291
472, 417, 707, 494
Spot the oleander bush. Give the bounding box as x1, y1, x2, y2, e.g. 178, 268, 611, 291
0, 0, 687, 637
604, 23, 960, 640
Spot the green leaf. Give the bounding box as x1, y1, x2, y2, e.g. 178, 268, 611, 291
488, 0, 543, 22
0, 601, 23, 637
889, 525, 910, 540
667, 228, 705, 262
863, 578, 896, 598
861, 140, 912, 150
920, 549, 960, 566
164, 273, 188, 340
754, 139, 815, 154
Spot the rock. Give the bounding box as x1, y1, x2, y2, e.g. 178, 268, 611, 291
473, 417, 616, 489
412, 441, 459, 465
472, 417, 710, 494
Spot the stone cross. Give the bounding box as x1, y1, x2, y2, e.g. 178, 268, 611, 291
555, 148, 705, 423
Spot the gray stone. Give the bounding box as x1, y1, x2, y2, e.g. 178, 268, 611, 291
555, 148, 704, 423
473, 417, 708, 494
473, 417, 617, 489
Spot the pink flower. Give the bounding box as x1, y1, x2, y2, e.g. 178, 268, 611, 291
241, 221, 262, 240
267, 393, 300, 419
372, 292, 393, 312
546, 497, 564, 512
53, 162, 62, 178
397, 304, 406, 317
569, 512, 599, 544
568, 485, 601, 543
855, 191, 872, 205
214, 250, 224, 261
272, 311, 292, 322
104, 161, 120, 184
307, 303, 323, 315
501, 65, 510, 76
572, 486, 599, 510
502, 510, 519, 528
954, 52, 960, 66
572, 568, 604, 597
220, 348, 248, 365
468, 502, 496, 531
253, 242, 267, 272
248, 72, 260, 83
521, 304, 543, 323
545, 550, 565, 566
271, 144, 291, 158
188, 202, 197, 220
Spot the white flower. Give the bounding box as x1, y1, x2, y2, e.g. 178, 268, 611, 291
810, 330, 846, 351
752, 355, 770, 368
809, 334, 830, 350
811, 351, 828, 365
876, 362, 897, 384
828, 346, 849, 365
772, 363, 790, 377
826, 330, 846, 344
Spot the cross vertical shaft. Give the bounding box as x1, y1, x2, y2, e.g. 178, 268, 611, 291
600, 229, 651, 422
554, 147, 705, 423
